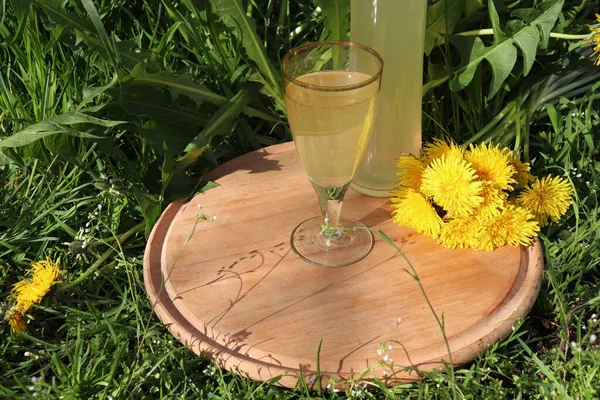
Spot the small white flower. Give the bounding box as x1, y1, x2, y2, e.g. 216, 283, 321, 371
324, 217, 329, 223
511, 325, 515, 331
325, 240, 331, 247
436, 384, 440, 388
571, 341, 577, 348
24, 351, 31, 357
387, 344, 393, 350
98, 204, 102, 211
551, 390, 557, 396
576, 173, 582, 178
27, 386, 35, 391
396, 317, 402, 325
377, 349, 383, 356
383, 370, 388, 376
590, 334, 597, 343
592, 314, 597, 319
383, 354, 389, 361
211, 216, 217, 221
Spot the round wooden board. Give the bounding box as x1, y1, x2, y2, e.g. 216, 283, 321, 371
143, 142, 543, 389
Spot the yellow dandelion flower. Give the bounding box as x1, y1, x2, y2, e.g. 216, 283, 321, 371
421, 138, 464, 165
394, 154, 424, 190
420, 154, 483, 217
518, 175, 573, 227
438, 217, 480, 249
466, 143, 516, 190
7, 309, 27, 334
590, 14, 600, 65
472, 206, 540, 251
473, 184, 507, 219
11, 257, 62, 313
509, 154, 534, 187
390, 188, 444, 238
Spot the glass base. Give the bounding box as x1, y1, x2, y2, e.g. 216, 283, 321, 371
351, 181, 393, 198
290, 216, 373, 267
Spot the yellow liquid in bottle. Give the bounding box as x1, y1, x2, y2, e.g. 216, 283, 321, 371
350, 0, 427, 196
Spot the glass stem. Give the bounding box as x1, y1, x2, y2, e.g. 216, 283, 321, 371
312, 181, 350, 230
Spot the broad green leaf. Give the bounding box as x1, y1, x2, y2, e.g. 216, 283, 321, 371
507, 19, 539, 76
465, 0, 485, 17
185, 87, 252, 151
43, 133, 80, 161
127, 64, 226, 106
119, 95, 211, 129
313, 0, 350, 41
51, 112, 126, 128
0, 149, 13, 165
449, 0, 564, 97
80, 74, 119, 108
424, 0, 464, 55
2, 140, 52, 165
132, 187, 161, 237
25, 0, 95, 35
0, 120, 104, 149
208, 0, 283, 103
160, 146, 210, 198
124, 65, 279, 122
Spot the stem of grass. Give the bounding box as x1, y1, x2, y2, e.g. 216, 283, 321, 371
56, 221, 146, 293
375, 230, 457, 400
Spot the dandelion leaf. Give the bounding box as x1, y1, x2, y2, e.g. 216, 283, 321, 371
449, 0, 564, 97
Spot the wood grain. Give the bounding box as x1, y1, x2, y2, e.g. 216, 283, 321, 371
143, 142, 543, 388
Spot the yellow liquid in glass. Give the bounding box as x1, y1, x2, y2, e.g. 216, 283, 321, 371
285, 71, 379, 188
351, 0, 427, 196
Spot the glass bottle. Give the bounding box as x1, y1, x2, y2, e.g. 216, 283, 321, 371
350, 0, 427, 197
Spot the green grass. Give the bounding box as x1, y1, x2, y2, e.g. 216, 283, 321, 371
1, 0, 600, 398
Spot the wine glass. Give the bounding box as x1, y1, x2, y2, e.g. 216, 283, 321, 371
282, 41, 383, 267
